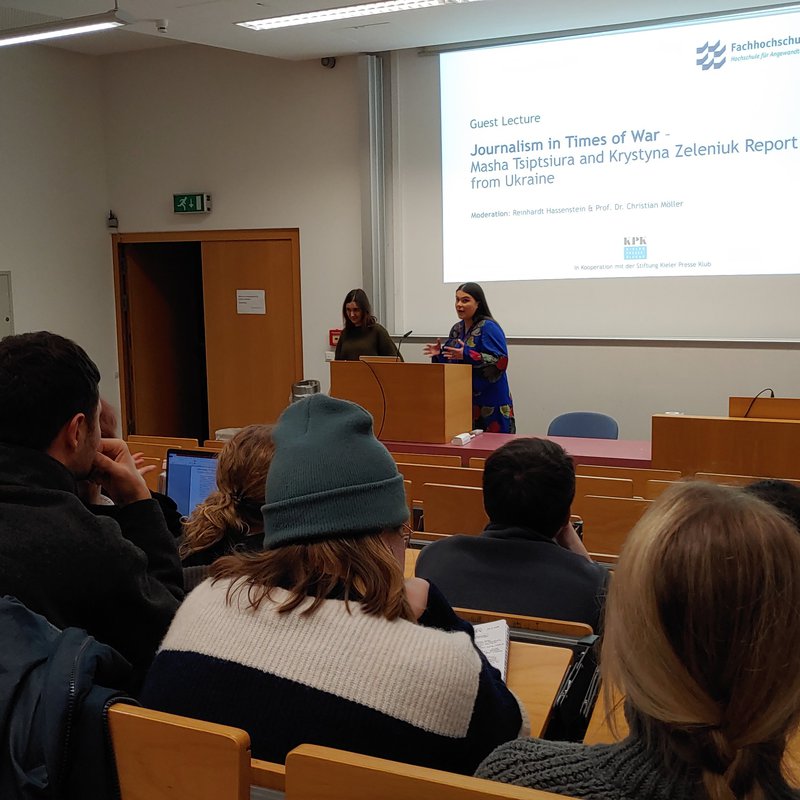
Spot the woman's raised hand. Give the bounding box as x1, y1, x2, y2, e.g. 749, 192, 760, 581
423, 338, 442, 357
442, 339, 464, 361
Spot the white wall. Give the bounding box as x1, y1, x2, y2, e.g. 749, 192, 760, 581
0, 45, 119, 404
101, 44, 363, 393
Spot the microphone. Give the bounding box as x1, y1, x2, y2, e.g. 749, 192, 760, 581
395, 330, 413, 362
743, 387, 775, 418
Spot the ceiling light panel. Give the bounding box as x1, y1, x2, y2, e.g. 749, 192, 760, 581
237, 0, 482, 31
0, 9, 132, 47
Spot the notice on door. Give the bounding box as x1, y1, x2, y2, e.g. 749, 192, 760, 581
236, 289, 266, 315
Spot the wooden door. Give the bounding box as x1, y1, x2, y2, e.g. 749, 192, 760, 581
202, 235, 302, 432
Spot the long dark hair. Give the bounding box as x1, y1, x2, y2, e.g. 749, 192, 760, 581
457, 282, 494, 324
342, 289, 377, 330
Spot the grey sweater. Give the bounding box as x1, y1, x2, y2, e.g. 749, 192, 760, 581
475, 736, 800, 800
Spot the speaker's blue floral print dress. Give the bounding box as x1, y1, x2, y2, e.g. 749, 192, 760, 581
432, 318, 515, 433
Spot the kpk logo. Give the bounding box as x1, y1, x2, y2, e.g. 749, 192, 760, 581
696, 40, 727, 70
623, 236, 647, 260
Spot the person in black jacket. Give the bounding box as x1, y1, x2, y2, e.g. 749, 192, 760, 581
415, 437, 608, 631
0, 331, 184, 688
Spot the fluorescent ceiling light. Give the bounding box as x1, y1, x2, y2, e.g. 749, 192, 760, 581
0, 9, 133, 48
237, 0, 482, 31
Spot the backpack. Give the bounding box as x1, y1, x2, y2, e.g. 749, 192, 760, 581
0, 596, 135, 799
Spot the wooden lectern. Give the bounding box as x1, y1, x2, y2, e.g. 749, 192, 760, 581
329, 360, 471, 444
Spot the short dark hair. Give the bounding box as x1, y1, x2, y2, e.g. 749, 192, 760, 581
482, 437, 575, 537
744, 479, 800, 533
0, 331, 100, 450
457, 282, 494, 323
342, 289, 376, 330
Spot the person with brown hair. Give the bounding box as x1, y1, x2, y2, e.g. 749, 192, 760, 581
180, 424, 274, 567
142, 395, 526, 774
334, 288, 401, 361
477, 481, 800, 800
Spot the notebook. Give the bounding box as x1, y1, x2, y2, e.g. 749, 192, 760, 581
165, 449, 218, 517
473, 619, 510, 681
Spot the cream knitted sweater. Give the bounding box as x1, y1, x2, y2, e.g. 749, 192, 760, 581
142, 579, 527, 774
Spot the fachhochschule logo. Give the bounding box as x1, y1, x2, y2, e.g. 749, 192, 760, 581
696, 40, 727, 70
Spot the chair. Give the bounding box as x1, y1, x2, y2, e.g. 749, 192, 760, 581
124, 441, 178, 462
580, 496, 652, 556
576, 465, 682, 497
454, 607, 593, 639
128, 435, 200, 448
203, 439, 227, 450
396, 463, 483, 505
285, 743, 573, 800
391, 452, 463, 467
404, 547, 419, 578
108, 703, 252, 800
547, 412, 619, 440
108, 703, 285, 799
643, 479, 678, 499
571, 476, 633, 518
421, 483, 488, 535
408, 530, 451, 543
695, 472, 800, 488
137, 456, 163, 493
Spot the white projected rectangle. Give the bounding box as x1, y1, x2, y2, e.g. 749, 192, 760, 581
440, 12, 800, 283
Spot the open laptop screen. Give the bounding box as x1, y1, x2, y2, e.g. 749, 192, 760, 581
165, 449, 218, 517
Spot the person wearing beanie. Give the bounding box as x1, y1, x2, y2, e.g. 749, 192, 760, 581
141, 395, 527, 775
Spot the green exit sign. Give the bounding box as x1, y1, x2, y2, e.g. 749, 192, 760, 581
173, 193, 212, 214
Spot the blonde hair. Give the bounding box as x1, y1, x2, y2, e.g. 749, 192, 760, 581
180, 425, 274, 558
602, 481, 800, 800
211, 531, 413, 622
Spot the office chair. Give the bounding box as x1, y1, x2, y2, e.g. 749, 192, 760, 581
547, 412, 619, 440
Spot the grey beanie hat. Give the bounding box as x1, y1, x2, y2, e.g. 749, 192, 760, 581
263, 394, 409, 549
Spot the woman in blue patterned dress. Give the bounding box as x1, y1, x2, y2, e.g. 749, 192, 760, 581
424, 283, 515, 433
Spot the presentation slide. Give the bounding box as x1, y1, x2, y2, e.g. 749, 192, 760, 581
440, 10, 800, 283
